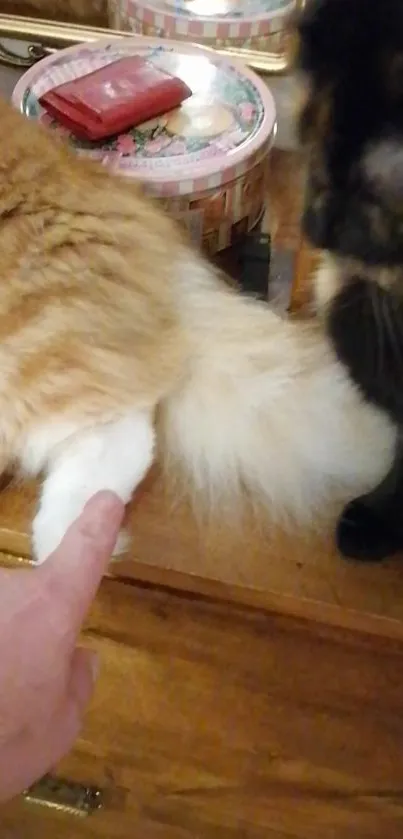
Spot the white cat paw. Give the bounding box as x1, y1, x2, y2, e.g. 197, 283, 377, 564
32, 499, 129, 564
110, 528, 130, 561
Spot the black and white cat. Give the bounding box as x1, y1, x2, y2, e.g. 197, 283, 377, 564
295, 0, 403, 560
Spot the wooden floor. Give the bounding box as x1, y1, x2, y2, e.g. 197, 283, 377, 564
3, 576, 403, 839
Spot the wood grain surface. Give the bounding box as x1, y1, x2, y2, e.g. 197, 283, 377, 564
1, 467, 403, 641
3, 578, 403, 838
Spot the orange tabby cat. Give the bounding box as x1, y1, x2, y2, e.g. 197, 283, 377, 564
0, 97, 395, 562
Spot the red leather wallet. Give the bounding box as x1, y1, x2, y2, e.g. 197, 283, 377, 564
39, 55, 192, 141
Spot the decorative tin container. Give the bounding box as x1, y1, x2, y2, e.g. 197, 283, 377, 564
109, 1, 296, 56
109, 0, 296, 56
12, 36, 276, 255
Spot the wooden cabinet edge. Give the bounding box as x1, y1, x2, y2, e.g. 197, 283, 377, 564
2, 547, 403, 646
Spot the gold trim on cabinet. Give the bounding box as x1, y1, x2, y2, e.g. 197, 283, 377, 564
0, 9, 305, 76
23, 775, 104, 818
0, 550, 31, 568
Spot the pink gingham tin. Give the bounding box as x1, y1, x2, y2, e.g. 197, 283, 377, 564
109, 0, 296, 55
12, 36, 276, 254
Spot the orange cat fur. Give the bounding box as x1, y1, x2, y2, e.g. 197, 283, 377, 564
0, 97, 395, 561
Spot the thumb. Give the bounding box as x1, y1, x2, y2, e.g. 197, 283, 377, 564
37, 646, 100, 774
61, 646, 99, 735
0, 647, 99, 803
42, 648, 99, 758
37, 491, 125, 634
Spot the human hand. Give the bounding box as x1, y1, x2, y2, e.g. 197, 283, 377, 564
0, 490, 124, 803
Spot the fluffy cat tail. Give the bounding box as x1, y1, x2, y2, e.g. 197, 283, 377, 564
157, 264, 395, 525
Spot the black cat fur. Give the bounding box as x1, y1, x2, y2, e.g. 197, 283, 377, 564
295, 0, 403, 560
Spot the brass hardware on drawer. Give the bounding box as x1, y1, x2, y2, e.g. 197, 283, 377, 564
0, 40, 51, 68
0, 551, 31, 569
22, 775, 104, 818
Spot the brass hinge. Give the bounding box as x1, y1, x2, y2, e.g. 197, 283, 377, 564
23, 774, 104, 819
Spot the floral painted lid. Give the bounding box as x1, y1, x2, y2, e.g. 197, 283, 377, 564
120, 0, 295, 38
12, 36, 276, 198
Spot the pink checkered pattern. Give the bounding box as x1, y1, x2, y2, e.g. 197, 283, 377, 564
154, 139, 273, 198
124, 0, 294, 42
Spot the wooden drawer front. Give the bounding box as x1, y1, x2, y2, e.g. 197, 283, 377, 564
3, 578, 403, 839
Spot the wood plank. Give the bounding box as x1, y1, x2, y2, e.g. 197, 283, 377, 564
2, 472, 403, 639
3, 578, 403, 839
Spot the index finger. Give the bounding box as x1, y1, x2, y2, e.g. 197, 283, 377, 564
35, 491, 125, 638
